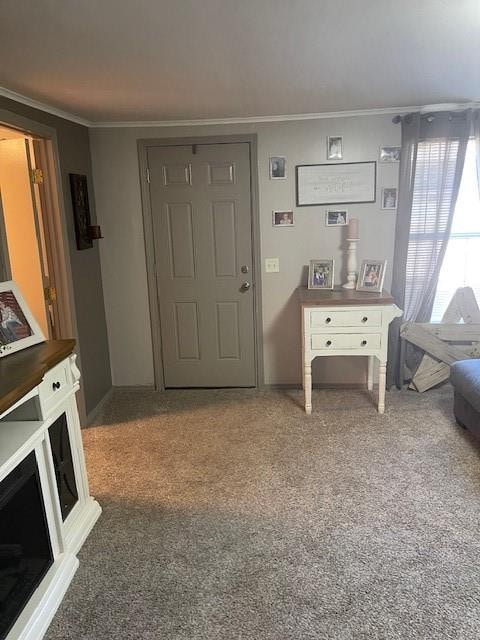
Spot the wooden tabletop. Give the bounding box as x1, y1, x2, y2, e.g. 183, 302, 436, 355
0, 339, 76, 416
298, 286, 394, 306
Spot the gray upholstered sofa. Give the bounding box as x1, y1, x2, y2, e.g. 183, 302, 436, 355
450, 360, 480, 440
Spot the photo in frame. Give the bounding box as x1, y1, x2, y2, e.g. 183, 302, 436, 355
379, 146, 401, 163
0, 281, 45, 357
381, 187, 397, 210
356, 260, 387, 292
272, 210, 294, 226
269, 156, 286, 179
325, 209, 348, 226
308, 259, 334, 290
69, 173, 93, 250
327, 136, 343, 160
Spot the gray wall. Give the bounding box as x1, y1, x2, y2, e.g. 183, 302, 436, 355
0, 96, 111, 415
90, 114, 400, 387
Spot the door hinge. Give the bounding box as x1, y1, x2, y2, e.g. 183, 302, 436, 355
146, 167, 151, 184
31, 168, 44, 184
44, 286, 57, 303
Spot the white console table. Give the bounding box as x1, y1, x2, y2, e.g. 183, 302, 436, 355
300, 287, 402, 414
0, 340, 101, 640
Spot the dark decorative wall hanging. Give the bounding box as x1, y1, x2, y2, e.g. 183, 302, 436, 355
69, 173, 93, 250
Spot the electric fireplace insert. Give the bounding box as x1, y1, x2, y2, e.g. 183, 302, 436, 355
0, 451, 53, 639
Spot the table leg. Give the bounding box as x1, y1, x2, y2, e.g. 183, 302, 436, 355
304, 361, 312, 414
378, 361, 386, 414
367, 356, 374, 391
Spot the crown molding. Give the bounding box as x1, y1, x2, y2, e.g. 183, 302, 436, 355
0, 86, 91, 127
90, 105, 418, 128
0, 85, 478, 130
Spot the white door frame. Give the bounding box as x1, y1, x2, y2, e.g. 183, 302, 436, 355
0, 111, 78, 349
138, 134, 264, 391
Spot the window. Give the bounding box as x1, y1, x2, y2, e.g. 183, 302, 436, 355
404, 136, 461, 320
431, 140, 480, 321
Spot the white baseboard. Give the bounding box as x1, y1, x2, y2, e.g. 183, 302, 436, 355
113, 385, 156, 392
265, 382, 366, 390
86, 387, 113, 425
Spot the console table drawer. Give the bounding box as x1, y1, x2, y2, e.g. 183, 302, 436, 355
311, 333, 382, 351
39, 360, 70, 414
310, 309, 382, 328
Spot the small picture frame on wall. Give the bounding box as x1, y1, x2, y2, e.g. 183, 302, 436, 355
0, 280, 45, 357
308, 259, 334, 290
325, 209, 348, 226
379, 146, 401, 163
269, 156, 286, 179
381, 187, 398, 210
357, 259, 387, 292
327, 136, 343, 160
69, 173, 93, 250
272, 210, 294, 226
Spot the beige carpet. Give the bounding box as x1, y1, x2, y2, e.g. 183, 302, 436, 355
45, 386, 480, 639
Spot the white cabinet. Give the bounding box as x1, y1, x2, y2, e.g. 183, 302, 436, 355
300, 287, 402, 414
0, 347, 101, 640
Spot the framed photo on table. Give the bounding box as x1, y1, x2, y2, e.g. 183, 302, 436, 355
308, 259, 334, 290
356, 260, 387, 292
0, 281, 45, 357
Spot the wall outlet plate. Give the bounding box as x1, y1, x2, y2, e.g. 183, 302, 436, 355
265, 258, 280, 273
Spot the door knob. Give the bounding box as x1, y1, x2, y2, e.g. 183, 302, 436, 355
240, 281, 251, 291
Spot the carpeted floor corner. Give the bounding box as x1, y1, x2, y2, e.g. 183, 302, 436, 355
44, 386, 480, 639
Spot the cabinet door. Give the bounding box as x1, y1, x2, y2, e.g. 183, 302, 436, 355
48, 412, 78, 521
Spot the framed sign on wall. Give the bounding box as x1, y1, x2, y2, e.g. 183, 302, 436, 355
296, 161, 376, 206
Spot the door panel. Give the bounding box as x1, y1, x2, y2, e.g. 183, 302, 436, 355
212, 200, 237, 277
148, 142, 255, 387
216, 301, 240, 359
174, 302, 200, 360
167, 202, 195, 278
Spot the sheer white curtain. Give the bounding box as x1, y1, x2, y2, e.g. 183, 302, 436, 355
387, 110, 472, 388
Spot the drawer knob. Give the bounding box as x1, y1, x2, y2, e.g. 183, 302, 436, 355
325, 317, 331, 324
361, 340, 367, 347
362, 316, 368, 323
52, 381, 61, 391
326, 340, 332, 346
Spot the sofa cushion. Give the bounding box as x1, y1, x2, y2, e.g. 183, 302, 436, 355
450, 359, 480, 413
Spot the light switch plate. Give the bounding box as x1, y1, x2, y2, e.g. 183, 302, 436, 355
265, 258, 280, 273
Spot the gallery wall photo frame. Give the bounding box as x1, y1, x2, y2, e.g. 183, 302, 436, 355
325, 209, 348, 226
0, 280, 45, 357
379, 146, 401, 163
381, 187, 398, 210
269, 156, 286, 180
69, 173, 93, 250
327, 136, 343, 161
296, 161, 376, 207
272, 210, 294, 226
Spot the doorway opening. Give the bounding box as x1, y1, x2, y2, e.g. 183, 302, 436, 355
0, 123, 72, 341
